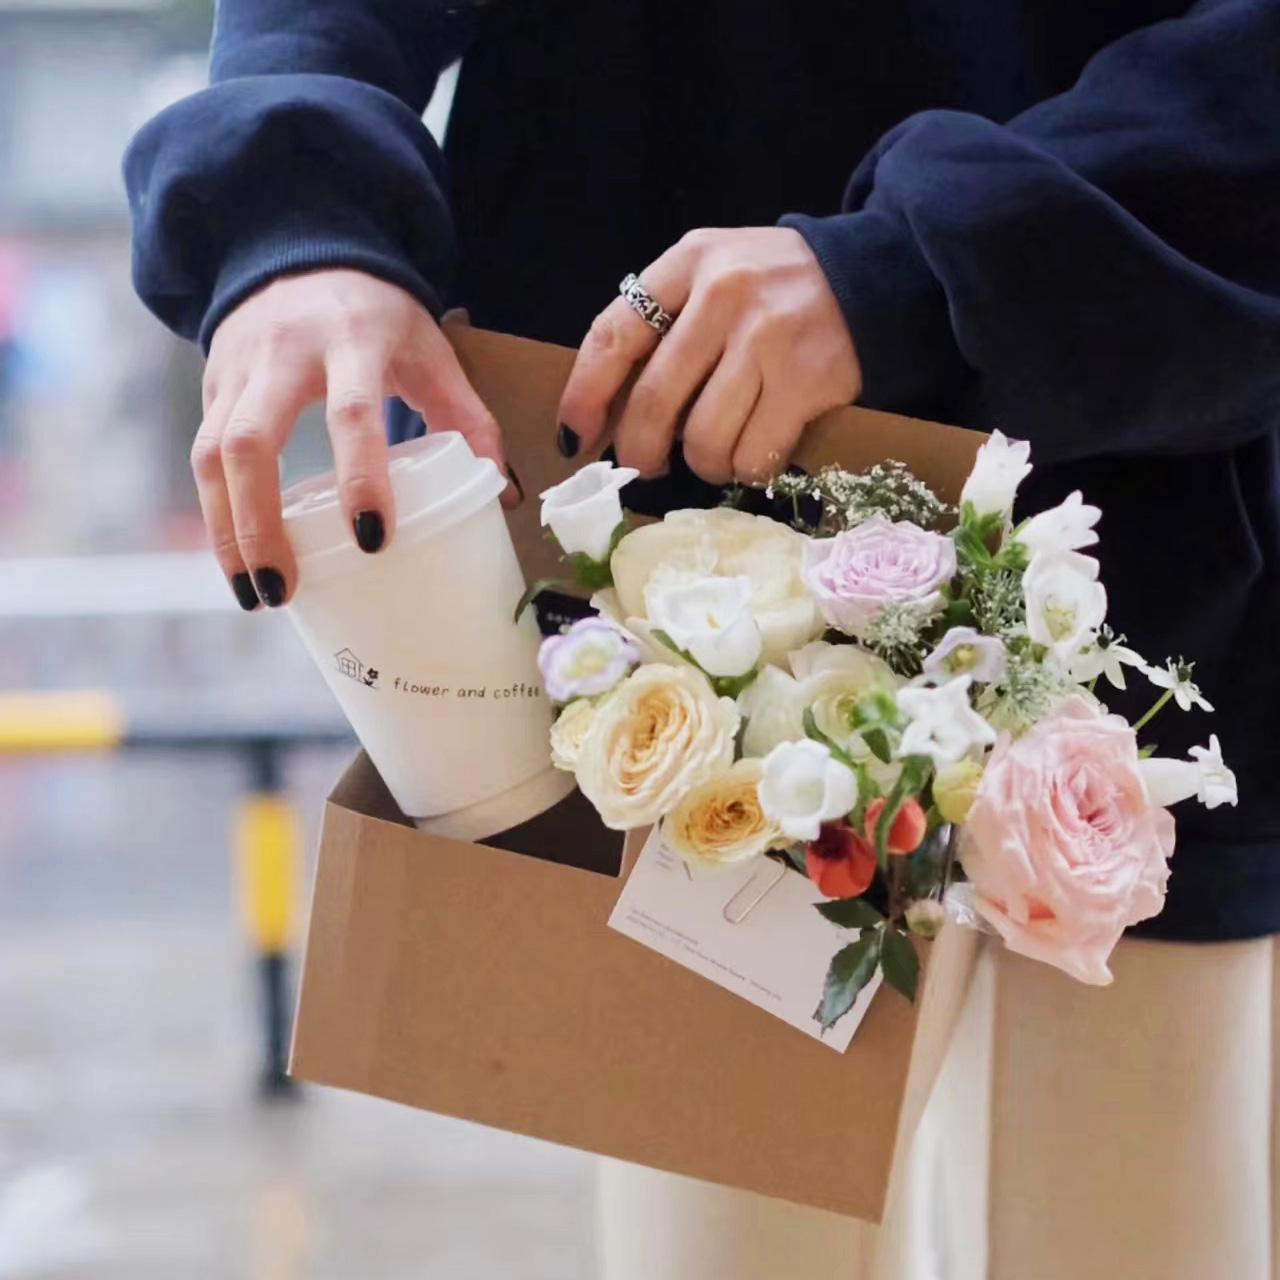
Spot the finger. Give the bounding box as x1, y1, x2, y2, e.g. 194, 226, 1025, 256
325, 346, 394, 552
221, 371, 311, 607
391, 316, 520, 508
613, 292, 725, 477
681, 344, 763, 486
191, 384, 260, 611
731, 387, 808, 488
558, 234, 706, 453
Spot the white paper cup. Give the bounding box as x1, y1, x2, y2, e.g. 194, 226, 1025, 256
282, 433, 573, 836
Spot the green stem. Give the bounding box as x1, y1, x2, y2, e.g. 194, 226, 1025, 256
1088, 675, 1098, 695
1132, 688, 1174, 733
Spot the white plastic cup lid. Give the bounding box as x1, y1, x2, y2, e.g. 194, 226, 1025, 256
282, 432, 507, 561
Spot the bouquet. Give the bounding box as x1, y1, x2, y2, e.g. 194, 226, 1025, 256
529, 435, 1237, 1031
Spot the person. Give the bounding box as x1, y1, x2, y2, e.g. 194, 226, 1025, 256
124, 1, 1280, 1276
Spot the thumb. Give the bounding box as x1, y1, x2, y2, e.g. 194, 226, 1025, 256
393, 314, 519, 508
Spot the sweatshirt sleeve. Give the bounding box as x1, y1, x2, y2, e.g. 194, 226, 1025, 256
782, 0, 1280, 464
123, 0, 475, 349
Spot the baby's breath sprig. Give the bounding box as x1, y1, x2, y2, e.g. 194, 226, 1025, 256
863, 601, 928, 676
981, 636, 1071, 733
768, 461, 949, 534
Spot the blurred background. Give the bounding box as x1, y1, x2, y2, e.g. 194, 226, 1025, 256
0, 2, 596, 1276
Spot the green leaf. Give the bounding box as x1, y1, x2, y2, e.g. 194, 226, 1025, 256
940, 597, 976, 629
863, 726, 893, 765
881, 927, 921, 1002
816, 897, 885, 929
814, 929, 882, 1031
513, 577, 565, 624
782, 845, 809, 876
652, 629, 759, 700
802, 707, 857, 771
952, 524, 994, 569
872, 756, 931, 866
651, 628, 694, 663
994, 539, 1029, 573
711, 668, 760, 700
566, 551, 615, 592
854, 761, 883, 803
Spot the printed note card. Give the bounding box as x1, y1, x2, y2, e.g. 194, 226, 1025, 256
608, 830, 880, 1052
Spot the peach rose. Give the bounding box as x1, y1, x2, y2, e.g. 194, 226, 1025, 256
663, 759, 785, 867
577, 663, 739, 830
961, 699, 1175, 985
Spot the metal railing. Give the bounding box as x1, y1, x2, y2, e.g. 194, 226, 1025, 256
0, 552, 353, 1095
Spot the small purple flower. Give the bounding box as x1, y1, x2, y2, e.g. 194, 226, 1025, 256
923, 626, 1006, 683
538, 617, 640, 703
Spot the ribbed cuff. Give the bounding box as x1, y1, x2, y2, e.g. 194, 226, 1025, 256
781, 208, 971, 417
199, 202, 446, 352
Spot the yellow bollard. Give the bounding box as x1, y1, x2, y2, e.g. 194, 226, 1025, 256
234, 785, 303, 1095
0, 690, 125, 752
235, 794, 301, 956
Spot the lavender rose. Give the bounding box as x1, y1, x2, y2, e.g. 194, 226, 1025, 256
801, 515, 957, 640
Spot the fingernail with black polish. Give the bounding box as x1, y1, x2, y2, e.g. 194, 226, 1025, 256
354, 510, 385, 554
557, 424, 581, 458
507, 466, 524, 500
253, 567, 287, 608
231, 572, 261, 613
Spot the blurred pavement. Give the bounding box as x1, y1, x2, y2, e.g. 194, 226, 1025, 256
0, 747, 597, 1280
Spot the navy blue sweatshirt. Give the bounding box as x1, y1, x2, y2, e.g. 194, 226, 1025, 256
124, 0, 1280, 941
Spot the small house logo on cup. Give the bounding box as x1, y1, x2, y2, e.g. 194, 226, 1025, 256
334, 648, 379, 688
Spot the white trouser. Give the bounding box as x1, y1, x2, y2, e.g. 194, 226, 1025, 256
597, 934, 1277, 1280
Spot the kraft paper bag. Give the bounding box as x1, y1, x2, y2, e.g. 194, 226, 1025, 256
290, 326, 985, 1222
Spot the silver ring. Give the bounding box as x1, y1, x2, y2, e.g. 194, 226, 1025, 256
619, 273, 675, 336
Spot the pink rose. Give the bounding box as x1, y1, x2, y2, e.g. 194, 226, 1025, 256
961, 700, 1175, 985
802, 516, 956, 639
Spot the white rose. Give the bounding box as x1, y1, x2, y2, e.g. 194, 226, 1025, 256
610, 508, 824, 666
645, 573, 763, 678
1015, 491, 1101, 559
736, 642, 900, 767
737, 664, 806, 758
549, 696, 603, 772
540, 462, 639, 560
577, 664, 739, 830
662, 759, 785, 867
1024, 551, 1107, 662
790, 641, 901, 758
758, 739, 859, 842
960, 430, 1032, 519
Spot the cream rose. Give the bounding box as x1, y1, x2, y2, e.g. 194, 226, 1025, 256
791, 641, 900, 757
549, 696, 603, 772
662, 759, 785, 867
610, 508, 824, 666
577, 663, 739, 830
736, 641, 899, 761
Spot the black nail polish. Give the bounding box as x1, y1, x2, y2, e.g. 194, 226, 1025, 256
557, 424, 581, 458
231, 572, 261, 612
506, 466, 525, 500
354, 510, 385, 554
253, 567, 286, 608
